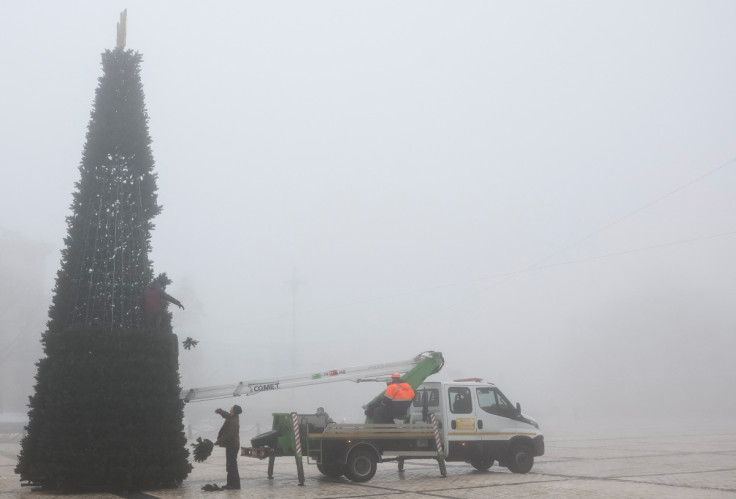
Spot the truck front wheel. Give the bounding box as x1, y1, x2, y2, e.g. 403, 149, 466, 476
507, 443, 534, 474
344, 448, 377, 482
317, 462, 344, 478
470, 458, 493, 471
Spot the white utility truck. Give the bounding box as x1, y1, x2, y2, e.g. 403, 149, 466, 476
182, 352, 544, 483
410, 379, 543, 474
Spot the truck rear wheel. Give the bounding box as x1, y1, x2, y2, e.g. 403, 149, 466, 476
317, 462, 344, 478
344, 448, 377, 482
470, 458, 493, 471
507, 443, 533, 474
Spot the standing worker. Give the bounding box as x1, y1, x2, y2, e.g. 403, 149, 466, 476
214, 405, 242, 490
365, 372, 415, 424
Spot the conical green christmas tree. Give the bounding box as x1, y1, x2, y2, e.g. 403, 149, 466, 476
16, 36, 192, 491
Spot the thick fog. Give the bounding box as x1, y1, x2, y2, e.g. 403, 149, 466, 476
2, 1, 736, 433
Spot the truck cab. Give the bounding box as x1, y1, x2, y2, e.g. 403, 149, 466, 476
409, 380, 544, 473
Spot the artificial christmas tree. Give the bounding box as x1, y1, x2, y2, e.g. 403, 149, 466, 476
17, 16, 191, 491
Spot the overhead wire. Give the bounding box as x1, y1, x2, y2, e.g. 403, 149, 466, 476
529, 230, 736, 272
408, 155, 736, 320
524, 155, 736, 273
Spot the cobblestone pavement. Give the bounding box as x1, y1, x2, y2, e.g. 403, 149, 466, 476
2, 418, 735, 498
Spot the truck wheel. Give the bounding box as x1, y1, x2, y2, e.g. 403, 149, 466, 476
317, 462, 344, 478
507, 444, 533, 474
344, 449, 377, 482
470, 458, 493, 471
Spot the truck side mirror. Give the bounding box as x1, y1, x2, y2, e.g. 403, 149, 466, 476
516, 402, 521, 415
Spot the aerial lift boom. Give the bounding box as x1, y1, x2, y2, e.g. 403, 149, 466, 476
180, 351, 443, 403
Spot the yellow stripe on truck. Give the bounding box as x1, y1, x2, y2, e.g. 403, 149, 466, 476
448, 432, 538, 437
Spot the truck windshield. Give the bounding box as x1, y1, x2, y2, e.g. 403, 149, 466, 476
476, 387, 514, 416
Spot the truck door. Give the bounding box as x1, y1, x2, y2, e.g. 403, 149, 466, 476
444, 385, 484, 459
474, 386, 518, 445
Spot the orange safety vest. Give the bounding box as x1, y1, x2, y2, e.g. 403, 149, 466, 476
384, 382, 414, 402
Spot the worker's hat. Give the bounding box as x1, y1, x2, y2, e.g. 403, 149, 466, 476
391, 372, 401, 378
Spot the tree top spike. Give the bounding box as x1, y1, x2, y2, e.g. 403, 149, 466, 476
116, 9, 127, 48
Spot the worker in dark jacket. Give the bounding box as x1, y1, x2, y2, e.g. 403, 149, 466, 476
215, 405, 242, 490
143, 283, 184, 328
365, 372, 415, 423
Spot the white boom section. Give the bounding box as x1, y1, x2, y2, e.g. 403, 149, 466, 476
181, 354, 425, 402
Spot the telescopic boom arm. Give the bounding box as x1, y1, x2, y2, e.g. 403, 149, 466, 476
180, 351, 443, 402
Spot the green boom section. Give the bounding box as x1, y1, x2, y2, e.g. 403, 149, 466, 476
364, 351, 444, 423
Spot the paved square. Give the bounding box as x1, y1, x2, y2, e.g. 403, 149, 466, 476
2, 418, 734, 498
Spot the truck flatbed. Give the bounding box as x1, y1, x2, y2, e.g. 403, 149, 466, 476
308, 422, 435, 439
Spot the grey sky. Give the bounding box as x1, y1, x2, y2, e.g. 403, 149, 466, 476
2, 1, 736, 423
